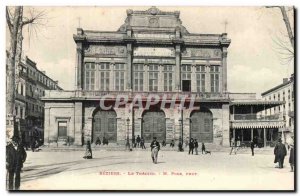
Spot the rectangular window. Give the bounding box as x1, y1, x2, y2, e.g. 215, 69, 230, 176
58, 121, 67, 137
85, 63, 96, 90
114, 64, 125, 91
149, 64, 159, 91
196, 65, 206, 92
98, 63, 110, 91
20, 108, 23, 119
210, 65, 220, 93
133, 64, 144, 91
181, 65, 192, 92
163, 65, 173, 91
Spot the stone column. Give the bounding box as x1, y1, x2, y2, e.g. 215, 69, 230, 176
222, 48, 228, 93
158, 64, 163, 92
222, 104, 230, 146
144, 64, 149, 91
126, 43, 132, 90
205, 62, 211, 93
175, 45, 181, 90
264, 128, 267, 147
251, 128, 254, 140
74, 102, 83, 145
110, 62, 114, 91
191, 64, 196, 92
76, 42, 83, 90
44, 106, 50, 145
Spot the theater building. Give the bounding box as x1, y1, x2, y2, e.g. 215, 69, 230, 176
42, 7, 285, 147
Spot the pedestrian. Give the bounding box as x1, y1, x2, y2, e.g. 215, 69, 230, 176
170, 140, 175, 148
202, 143, 206, 154
125, 137, 131, 151
274, 138, 287, 169
150, 137, 160, 164
289, 144, 294, 172
185, 137, 189, 148
229, 138, 235, 155
141, 137, 146, 149
136, 135, 141, 148
6, 135, 27, 190
188, 138, 194, 155
103, 136, 108, 145
250, 140, 255, 156
194, 139, 199, 155
178, 140, 184, 152
132, 135, 136, 148
162, 140, 166, 147
95, 137, 101, 145
83, 141, 93, 159
235, 137, 241, 153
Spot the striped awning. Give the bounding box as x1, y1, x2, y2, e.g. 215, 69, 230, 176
230, 120, 285, 129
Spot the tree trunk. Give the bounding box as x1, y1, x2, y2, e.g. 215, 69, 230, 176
15, 7, 24, 93
279, 6, 294, 49
6, 6, 22, 141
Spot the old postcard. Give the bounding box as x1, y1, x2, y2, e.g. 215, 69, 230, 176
5, 6, 295, 191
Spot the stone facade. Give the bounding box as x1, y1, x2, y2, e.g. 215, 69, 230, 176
42, 7, 233, 147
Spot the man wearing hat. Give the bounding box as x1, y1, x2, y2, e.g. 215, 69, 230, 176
150, 137, 160, 164
6, 135, 27, 190
289, 143, 294, 172
274, 138, 287, 169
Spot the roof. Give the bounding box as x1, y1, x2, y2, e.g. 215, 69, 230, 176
261, 80, 293, 96
230, 100, 285, 106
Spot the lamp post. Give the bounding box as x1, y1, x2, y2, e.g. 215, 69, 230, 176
178, 105, 184, 145
126, 117, 130, 150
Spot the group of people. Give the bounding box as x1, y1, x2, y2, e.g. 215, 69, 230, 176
188, 138, 206, 155
22, 128, 40, 152
274, 138, 294, 172
95, 136, 109, 146
131, 135, 146, 149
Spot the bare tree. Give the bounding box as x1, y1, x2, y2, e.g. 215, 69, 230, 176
266, 6, 294, 65
6, 6, 47, 141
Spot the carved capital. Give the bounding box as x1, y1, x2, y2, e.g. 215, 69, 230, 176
222, 52, 228, 58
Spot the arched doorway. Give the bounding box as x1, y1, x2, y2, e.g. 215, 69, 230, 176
142, 109, 166, 142
92, 108, 117, 143
190, 107, 213, 143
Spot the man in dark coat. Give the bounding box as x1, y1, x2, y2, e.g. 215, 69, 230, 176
178, 141, 184, 152
136, 135, 141, 148
194, 139, 199, 155
289, 144, 294, 172
95, 137, 101, 145
188, 138, 194, 155
150, 137, 160, 164
250, 140, 255, 156
6, 135, 27, 190
274, 138, 287, 169
202, 143, 206, 154
140, 137, 146, 149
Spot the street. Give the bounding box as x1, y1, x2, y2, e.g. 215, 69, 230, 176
20, 148, 294, 190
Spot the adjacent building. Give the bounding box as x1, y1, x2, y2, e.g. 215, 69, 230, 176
6, 51, 63, 142
41, 7, 285, 147
261, 74, 294, 144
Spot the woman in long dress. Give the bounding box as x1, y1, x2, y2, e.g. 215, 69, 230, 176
83, 141, 93, 159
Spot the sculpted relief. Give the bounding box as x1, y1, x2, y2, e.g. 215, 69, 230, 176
84, 45, 127, 56
182, 48, 222, 58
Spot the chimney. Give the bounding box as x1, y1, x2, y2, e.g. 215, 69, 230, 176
283, 78, 288, 83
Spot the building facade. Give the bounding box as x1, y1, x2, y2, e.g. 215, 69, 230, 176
261, 74, 294, 144
6, 52, 63, 143
42, 7, 285, 147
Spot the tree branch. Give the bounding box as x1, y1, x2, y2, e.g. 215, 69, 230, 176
6, 7, 13, 33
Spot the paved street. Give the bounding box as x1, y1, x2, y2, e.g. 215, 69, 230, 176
20, 148, 294, 190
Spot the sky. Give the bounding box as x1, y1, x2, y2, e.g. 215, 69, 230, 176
6, 6, 294, 94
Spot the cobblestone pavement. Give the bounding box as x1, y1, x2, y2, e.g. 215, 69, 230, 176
20, 149, 294, 190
